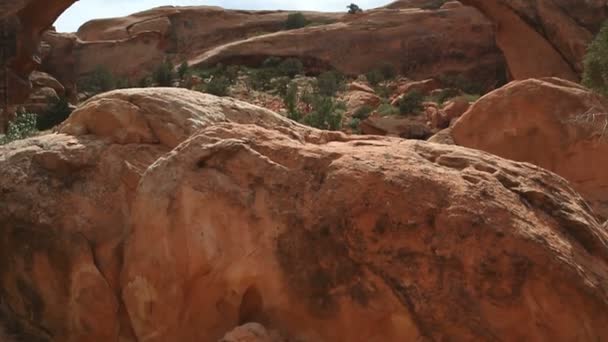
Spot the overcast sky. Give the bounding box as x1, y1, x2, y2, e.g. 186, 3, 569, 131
54, 0, 389, 32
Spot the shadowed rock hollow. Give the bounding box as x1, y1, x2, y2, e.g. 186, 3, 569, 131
1, 88, 608, 341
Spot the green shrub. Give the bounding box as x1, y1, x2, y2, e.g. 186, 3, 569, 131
115, 77, 132, 89
283, 82, 300, 121
79, 65, 116, 94
366, 69, 384, 86
421, 0, 448, 9
353, 105, 373, 120
300, 96, 344, 130
248, 68, 275, 91
347, 3, 363, 14
398, 91, 424, 115
262, 57, 282, 68
365, 63, 397, 87
379, 63, 397, 80
225, 65, 241, 83
37, 97, 72, 130
376, 102, 399, 116
153, 60, 175, 87
583, 20, 608, 96
0, 112, 37, 145
138, 76, 153, 88
204, 76, 231, 96
273, 76, 291, 96
316, 70, 345, 97
278, 58, 304, 78
426, 88, 461, 104
285, 13, 308, 30
349, 118, 361, 132
178, 61, 190, 79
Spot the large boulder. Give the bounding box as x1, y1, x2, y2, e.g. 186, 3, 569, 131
122, 122, 608, 341
452, 77, 608, 218
0, 88, 300, 342
2, 88, 608, 342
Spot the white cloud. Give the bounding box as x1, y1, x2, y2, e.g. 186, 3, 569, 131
54, 0, 389, 32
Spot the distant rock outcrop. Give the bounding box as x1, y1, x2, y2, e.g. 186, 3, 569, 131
460, 0, 608, 80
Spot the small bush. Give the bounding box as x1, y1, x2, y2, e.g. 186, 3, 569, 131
347, 3, 363, 14
283, 81, 300, 121
583, 20, 608, 96
178, 61, 190, 79
262, 57, 283, 68
79, 65, 116, 94
379, 63, 397, 80
377, 102, 399, 116
353, 105, 373, 120
0, 112, 37, 145
37, 97, 72, 130
153, 60, 175, 87
301, 96, 344, 130
427, 88, 461, 104
273, 76, 291, 96
421, 0, 448, 10
138, 76, 153, 88
316, 70, 345, 97
204, 76, 231, 96
349, 118, 361, 132
248, 68, 275, 91
285, 13, 308, 30
278, 58, 304, 78
398, 91, 424, 115
366, 69, 384, 86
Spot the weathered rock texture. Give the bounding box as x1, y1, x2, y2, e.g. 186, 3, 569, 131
41, 6, 342, 85
453, 78, 608, 219
460, 0, 608, 80
0, 88, 299, 341
192, 5, 504, 85
2, 88, 608, 341
0, 0, 76, 102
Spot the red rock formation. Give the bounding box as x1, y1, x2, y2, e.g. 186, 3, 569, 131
0, 0, 77, 132
459, 0, 578, 81
460, 0, 608, 80
41, 6, 343, 82
453, 77, 608, 218
2, 88, 608, 341
192, 5, 504, 85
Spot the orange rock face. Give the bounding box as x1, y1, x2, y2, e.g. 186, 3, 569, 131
0, 0, 76, 131
453, 78, 608, 218
41, 6, 342, 83
2, 88, 608, 341
193, 6, 504, 85
41, 4, 505, 89
461, 0, 608, 80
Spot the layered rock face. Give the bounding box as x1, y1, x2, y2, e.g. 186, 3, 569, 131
453, 78, 608, 218
41, 3, 505, 89
2, 88, 608, 341
460, 0, 608, 80
41, 6, 342, 85
192, 4, 504, 85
